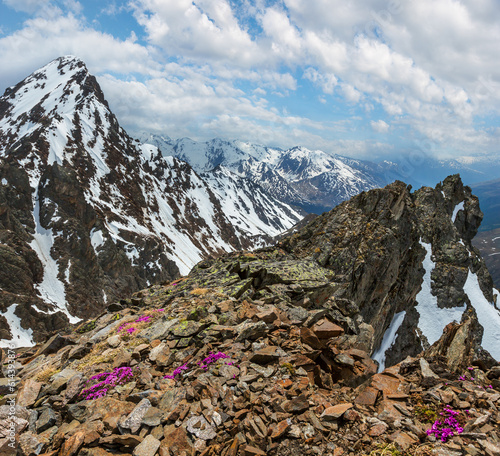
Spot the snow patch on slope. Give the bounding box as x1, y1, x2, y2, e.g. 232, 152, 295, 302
415, 240, 466, 345
0, 304, 35, 348
452, 201, 464, 222
30, 191, 80, 324
372, 310, 406, 372
463, 271, 500, 360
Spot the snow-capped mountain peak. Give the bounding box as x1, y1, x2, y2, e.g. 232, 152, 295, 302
0, 57, 302, 346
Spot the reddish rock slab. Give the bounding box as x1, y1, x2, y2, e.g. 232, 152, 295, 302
17, 379, 43, 407
370, 373, 405, 398
320, 403, 353, 421
59, 430, 86, 456
162, 426, 193, 455
388, 430, 417, 451
300, 327, 325, 350
368, 422, 389, 436
250, 346, 280, 364
270, 419, 292, 439
312, 319, 344, 339
355, 386, 379, 406
282, 394, 309, 414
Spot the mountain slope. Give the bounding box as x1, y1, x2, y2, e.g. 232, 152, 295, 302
141, 134, 389, 214
0, 56, 302, 346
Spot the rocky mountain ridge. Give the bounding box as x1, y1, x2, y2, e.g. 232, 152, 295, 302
0, 56, 302, 345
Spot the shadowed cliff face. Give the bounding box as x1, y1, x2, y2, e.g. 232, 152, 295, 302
280, 174, 498, 370
0, 56, 302, 345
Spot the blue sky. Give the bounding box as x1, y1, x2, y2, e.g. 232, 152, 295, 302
0, 0, 499, 164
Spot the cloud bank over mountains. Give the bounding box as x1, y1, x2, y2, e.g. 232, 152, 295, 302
0, 0, 499, 162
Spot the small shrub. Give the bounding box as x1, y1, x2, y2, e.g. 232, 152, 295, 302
414, 404, 438, 423
76, 320, 96, 333
280, 362, 295, 376
35, 366, 61, 382
369, 443, 401, 456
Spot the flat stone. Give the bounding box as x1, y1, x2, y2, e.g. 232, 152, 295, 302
162, 426, 193, 455
288, 425, 302, 438
335, 353, 355, 368
312, 319, 344, 338
100, 434, 143, 447
36, 408, 57, 433
282, 394, 309, 414
64, 373, 84, 403
321, 403, 353, 421
171, 320, 201, 337
250, 346, 280, 364
18, 431, 47, 456
186, 415, 217, 440
17, 379, 43, 407
107, 334, 122, 348
420, 359, 439, 379
36, 334, 72, 356
89, 321, 122, 343
235, 320, 268, 342
219, 364, 240, 379
47, 368, 80, 395
148, 342, 167, 362
256, 307, 278, 323
60, 430, 86, 456
249, 363, 275, 378
388, 430, 417, 451
119, 399, 152, 434
369, 422, 389, 436
271, 419, 292, 439
300, 327, 325, 350
243, 445, 266, 456
112, 348, 133, 369
371, 373, 403, 396
355, 386, 379, 406
479, 440, 500, 456
139, 317, 179, 342
286, 306, 309, 323
141, 407, 163, 427
132, 435, 161, 456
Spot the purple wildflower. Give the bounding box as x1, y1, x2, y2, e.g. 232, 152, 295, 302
80, 366, 134, 400
426, 406, 464, 442
135, 315, 151, 323
164, 363, 189, 380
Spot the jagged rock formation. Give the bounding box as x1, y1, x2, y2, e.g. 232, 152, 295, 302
281, 174, 500, 370
1, 249, 499, 456
0, 57, 302, 345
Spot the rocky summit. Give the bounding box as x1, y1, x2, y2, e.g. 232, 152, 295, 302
1, 175, 499, 456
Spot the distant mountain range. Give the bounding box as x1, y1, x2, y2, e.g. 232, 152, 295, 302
136, 134, 391, 214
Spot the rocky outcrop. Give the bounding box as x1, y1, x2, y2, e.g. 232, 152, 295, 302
280, 175, 498, 368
